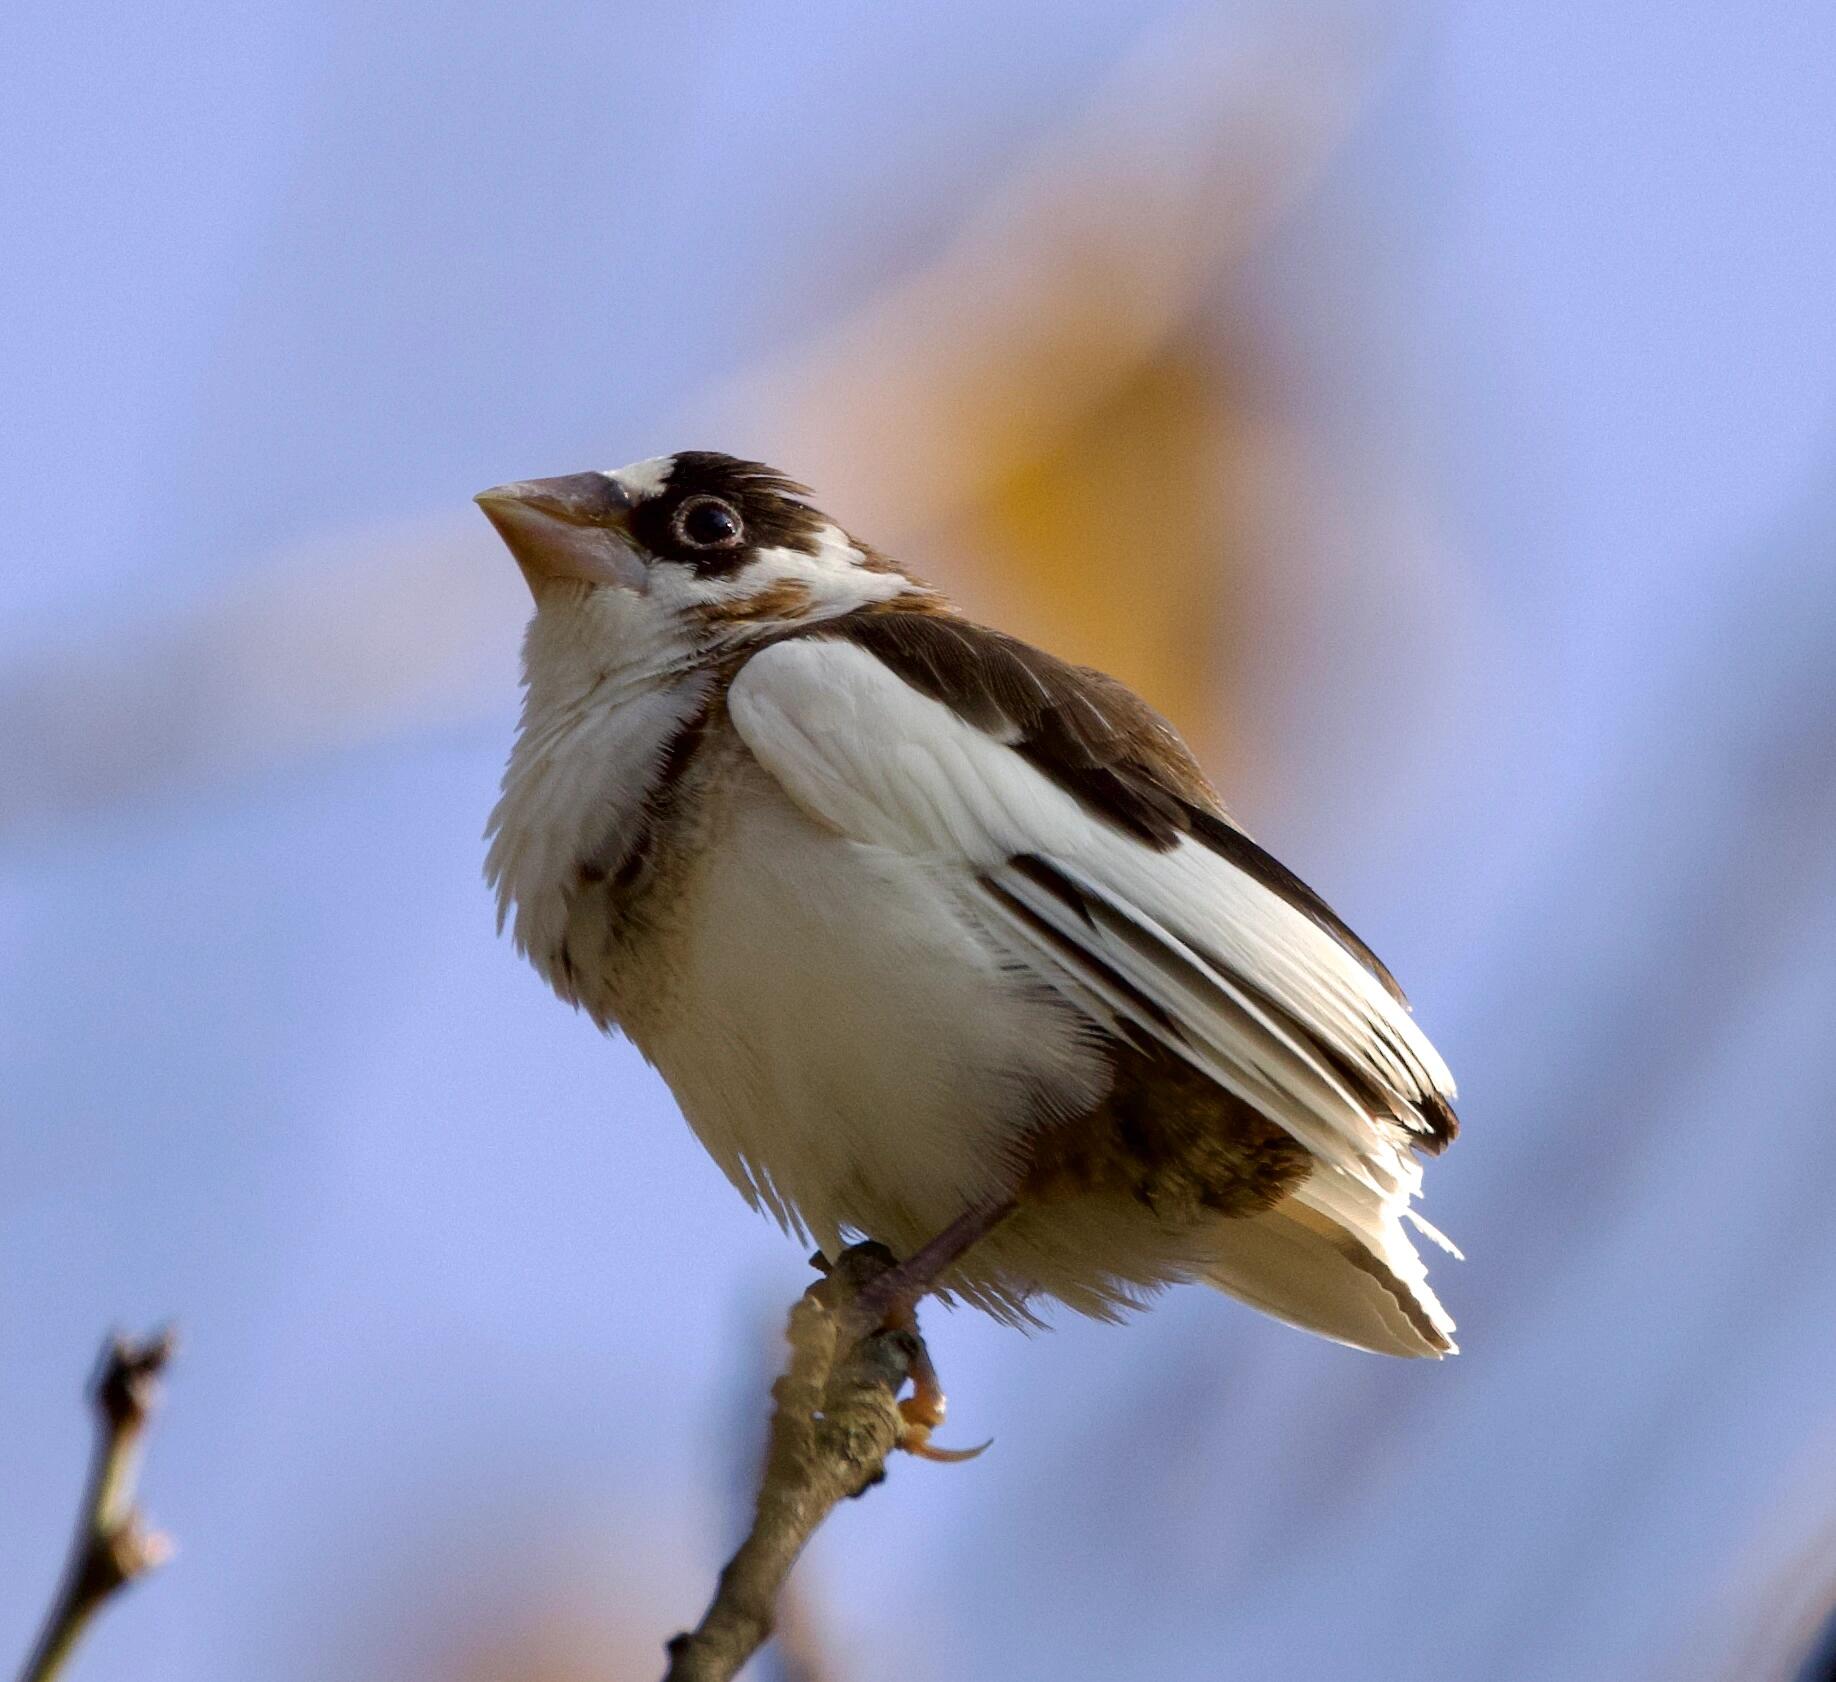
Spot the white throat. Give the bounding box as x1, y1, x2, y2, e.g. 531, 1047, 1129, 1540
485, 588, 708, 965
486, 527, 927, 971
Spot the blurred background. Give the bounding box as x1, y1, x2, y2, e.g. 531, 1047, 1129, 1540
5, 2, 1836, 1678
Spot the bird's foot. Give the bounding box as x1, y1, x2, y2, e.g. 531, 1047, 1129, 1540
882, 1297, 990, 1463
812, 1240, 998, 1464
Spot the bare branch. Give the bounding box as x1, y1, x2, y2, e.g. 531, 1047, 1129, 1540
726, 1327, 842, 1682
665, 1202, 1015, 1681
662, 1244, 921, 1682
15, 1331, 177, 1682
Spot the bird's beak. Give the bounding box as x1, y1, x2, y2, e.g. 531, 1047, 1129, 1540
474, 472, 649, 598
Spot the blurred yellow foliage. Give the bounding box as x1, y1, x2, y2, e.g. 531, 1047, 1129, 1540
939, 338, 1247, 772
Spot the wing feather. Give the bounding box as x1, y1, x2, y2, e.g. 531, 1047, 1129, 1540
727, 628, 1459, 1351
730, 631, 1451, 1169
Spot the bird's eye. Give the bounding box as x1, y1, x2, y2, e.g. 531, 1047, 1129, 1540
674, 496, 744, 550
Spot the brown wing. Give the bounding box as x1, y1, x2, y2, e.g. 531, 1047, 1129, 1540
737, 609, 1460, 1157
777, 608, 1428, 1019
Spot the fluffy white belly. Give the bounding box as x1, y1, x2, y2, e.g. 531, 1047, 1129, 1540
616, 766, 1110, 1257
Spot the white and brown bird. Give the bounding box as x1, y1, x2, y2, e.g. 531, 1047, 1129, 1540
477, 452, 1461, 1375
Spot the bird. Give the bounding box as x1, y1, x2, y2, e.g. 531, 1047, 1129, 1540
476, 450, 1461, 1399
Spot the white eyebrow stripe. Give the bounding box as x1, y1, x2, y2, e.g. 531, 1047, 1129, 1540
606, 456, 675, 499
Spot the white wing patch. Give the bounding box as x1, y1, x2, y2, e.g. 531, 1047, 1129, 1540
728, 634, 1459, 1350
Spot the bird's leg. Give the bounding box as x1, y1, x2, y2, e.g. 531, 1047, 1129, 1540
838, 1196, 1019, 1339
829, 1196, 1018, 1462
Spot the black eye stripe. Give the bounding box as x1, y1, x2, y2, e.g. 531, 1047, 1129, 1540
627, 449, 837, 580
625, 451, 830, 576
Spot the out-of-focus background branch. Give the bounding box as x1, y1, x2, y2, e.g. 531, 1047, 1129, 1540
6, 4, 1836, 1681
16, 1333, 175, 1682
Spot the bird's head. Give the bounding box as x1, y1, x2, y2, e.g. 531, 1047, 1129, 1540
475, 451, 932, 653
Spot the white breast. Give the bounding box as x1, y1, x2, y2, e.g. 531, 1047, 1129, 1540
620, 760, 1111, 1256
487, 601, 1107, 1259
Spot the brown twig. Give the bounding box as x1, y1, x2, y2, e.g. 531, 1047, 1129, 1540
15, 1331, 176, 1682
728, 1324, 842, 1682
662, 1244, 922, 1682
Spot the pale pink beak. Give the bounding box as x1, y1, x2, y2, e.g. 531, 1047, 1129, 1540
474, 472, 649, 597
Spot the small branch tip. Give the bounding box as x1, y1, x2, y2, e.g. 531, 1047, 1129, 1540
16, 1327, 177, 1682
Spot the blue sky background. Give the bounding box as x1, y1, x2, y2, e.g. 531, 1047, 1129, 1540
6, 3, 1836, 1680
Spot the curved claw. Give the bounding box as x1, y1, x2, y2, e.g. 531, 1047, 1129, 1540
897, 1393, 991, 1462
901, 1429, 994, 1463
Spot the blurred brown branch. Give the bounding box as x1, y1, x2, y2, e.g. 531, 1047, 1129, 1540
15, 1331, 176, 1682
661, 1245, 925, 1682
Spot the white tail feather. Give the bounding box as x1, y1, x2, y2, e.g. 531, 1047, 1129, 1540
1205, 1179, 1457, 1358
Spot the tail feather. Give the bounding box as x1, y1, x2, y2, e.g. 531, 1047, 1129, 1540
1204, 1179, 1457, 1358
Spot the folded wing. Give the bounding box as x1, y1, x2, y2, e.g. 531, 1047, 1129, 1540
728, 616, 1460, 1354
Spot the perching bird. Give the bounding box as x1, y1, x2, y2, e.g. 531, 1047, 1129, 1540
477, 451, 1461, 1375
